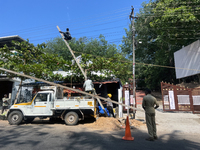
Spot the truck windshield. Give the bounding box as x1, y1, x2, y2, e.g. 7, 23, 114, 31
17, 90, 33, 103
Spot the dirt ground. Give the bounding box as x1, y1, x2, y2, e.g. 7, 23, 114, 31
151, 91, 162, 101
178, 82, 200, 89
84, 117, 144, 132
136, 104, 200, 136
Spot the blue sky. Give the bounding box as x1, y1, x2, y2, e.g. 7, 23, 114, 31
0, 0, 147, 46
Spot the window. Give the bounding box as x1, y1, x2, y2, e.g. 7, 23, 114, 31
35, 93, 48, 102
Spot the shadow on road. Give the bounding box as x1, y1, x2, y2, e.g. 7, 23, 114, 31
21, 116, 96, 125
0, 120, 200, 150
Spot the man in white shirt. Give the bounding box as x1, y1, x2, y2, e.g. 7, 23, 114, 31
83, 78, 94, 94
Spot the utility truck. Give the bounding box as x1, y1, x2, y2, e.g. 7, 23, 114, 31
7, 86, 96, 125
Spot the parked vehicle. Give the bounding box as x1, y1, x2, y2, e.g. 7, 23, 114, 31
7, 86, 96, 125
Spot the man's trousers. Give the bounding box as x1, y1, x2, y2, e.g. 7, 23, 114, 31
145, 113, 157, 138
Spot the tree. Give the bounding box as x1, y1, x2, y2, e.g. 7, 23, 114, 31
81, 53, 132, 84
149, 0, 200, 84
44, 35, 132, 84
0, 40, 71, 82
150, 0, 200, 46
44, 35, 118, 61
120, 1, 185, 90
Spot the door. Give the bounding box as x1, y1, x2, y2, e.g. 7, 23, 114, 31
32, 92, 53, 115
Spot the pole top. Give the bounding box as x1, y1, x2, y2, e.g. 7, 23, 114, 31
131, 6, 134, 10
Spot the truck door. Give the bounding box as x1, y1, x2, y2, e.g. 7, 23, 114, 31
32, 92, 53, 115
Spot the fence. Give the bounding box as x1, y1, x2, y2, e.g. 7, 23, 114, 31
161, 82, 200, 114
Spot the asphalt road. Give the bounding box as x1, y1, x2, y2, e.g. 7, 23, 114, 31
0, 117, 200, 150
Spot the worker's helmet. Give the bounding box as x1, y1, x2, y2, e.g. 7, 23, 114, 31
4, 94, 7, 97
107, 94, 112, 98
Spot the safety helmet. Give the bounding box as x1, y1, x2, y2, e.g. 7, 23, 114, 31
107, 94, 112, 98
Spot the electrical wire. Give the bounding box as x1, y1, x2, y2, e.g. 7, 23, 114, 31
1, 3, 200, 45
64, 49, 200, 72
0, 8, 130, 36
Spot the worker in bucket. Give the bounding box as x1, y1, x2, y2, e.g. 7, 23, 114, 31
107, 94, 114, 117
142, 88, 159, 141
83, 77, 94, 94
59, 28, 72, 41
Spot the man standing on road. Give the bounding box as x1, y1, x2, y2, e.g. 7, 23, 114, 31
1, 94, 9, 114
142, 89, 159, 141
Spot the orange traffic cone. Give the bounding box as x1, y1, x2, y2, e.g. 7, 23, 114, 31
122, 116, 134, 141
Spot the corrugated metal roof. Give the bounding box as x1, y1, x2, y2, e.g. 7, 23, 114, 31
0, 35, 25, 48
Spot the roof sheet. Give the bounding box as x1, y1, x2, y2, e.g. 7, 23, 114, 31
0, 35, 25, 48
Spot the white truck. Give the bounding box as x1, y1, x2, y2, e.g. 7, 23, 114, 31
7, 86, 97, 125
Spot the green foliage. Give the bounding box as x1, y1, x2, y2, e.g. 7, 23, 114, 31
5, 0, 200, 89
45, 35, 118, 61
150, 0, 200, 46
120, 0, 200, 90
44, 35, 131, 84
0, 40, 71, 81
120, 26, 133, 60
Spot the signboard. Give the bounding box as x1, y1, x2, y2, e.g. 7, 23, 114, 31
193, 96, 200, 105
169, 91, 175, 109
130, 95, 134, 105
177, 95, 190, 104
125, 90, 129, 109
163, 95, 169, 104
174, 40, 200, 79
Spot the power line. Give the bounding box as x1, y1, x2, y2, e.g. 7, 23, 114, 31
65, 49, 200, 72
2, 5, 200, 45
1, 8, 130, 36
19, 24, 127, 41
1, 15, 129, 45
136, 62, 200, 72
2, 3, 200, 36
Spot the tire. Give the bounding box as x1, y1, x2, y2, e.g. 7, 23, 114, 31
8, 111, 23, 125
24, 117, 35, 123
64, 111, 79, 125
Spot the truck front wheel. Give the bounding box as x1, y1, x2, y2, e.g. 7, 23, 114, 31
64, 111, 79, 125
8, 111, 23, 125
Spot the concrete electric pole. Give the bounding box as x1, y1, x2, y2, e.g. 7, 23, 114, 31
130, 6, 136, 117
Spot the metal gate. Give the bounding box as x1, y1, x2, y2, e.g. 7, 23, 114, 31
161, 82, 200, 114
191, 88, 200, 113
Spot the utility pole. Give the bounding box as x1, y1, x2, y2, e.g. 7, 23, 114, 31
130, 6, 136, 118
